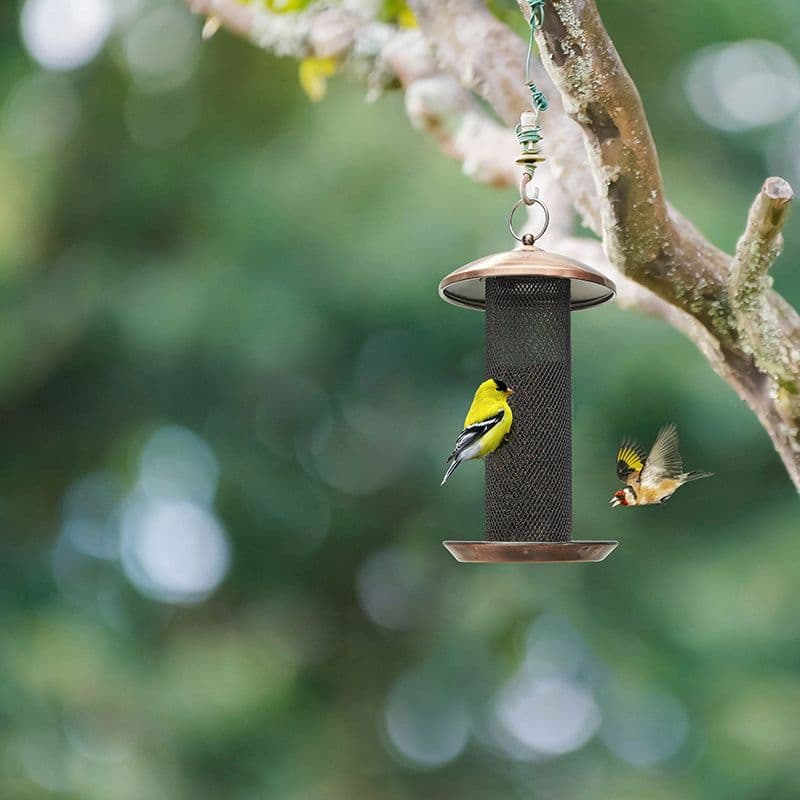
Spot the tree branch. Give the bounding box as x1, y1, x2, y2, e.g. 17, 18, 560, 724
185, 0, 800, 489
187, 0, 520, 188
527, 0, 800, 485
410, 0, 800, 488
730, 178, 800, 464
732, 177, 793, 317
531, 0, 672, 273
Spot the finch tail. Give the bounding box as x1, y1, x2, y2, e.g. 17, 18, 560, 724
683, 470, 713, 483
441, 457, 462, 486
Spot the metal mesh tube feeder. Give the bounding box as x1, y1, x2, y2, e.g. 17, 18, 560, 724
438, 205, 618, 563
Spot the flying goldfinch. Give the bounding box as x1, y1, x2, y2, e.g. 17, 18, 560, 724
441, 378, 514, 485
610, 423, 712, 507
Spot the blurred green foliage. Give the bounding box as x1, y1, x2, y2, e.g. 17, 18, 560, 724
1, 0, 799, 798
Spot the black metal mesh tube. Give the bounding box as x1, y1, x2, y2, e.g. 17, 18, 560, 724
485, 276, 572, 541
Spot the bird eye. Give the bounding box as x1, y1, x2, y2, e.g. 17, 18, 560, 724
494, 379, 507, 392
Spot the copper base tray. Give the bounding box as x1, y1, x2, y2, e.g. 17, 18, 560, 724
443, 540, 618, 563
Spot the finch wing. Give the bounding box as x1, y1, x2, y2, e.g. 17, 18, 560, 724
640, 423, 683, 487
616, 438, 647, 483
448, 411, 505, 462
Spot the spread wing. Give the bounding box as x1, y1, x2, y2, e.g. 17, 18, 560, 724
640, 423, 683, 487
448, 411, 505, 462
617, 438, 647, 483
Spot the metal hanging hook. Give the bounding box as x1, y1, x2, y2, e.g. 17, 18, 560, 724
520, 172, 539, 206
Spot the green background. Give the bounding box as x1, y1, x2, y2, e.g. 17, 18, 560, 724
1, 0, 799, 797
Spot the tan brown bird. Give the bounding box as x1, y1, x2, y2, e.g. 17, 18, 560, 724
610, 424, 712, 507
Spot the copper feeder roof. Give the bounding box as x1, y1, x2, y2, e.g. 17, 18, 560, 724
439, 243, 616, 312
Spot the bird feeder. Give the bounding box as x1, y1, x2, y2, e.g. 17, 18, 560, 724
439, 196, 618, 563
436, 1, 618, 562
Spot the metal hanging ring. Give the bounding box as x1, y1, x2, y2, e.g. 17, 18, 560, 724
508, 197, 550, 243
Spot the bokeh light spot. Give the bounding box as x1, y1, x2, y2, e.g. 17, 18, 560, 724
121, 498, 230, 605
384, 669, 470, 769
139, 425, 219, 506
60, 471, 123, 559
2, 73, 81, 155
123, 7, 200, 92
600, 685, 690, 768
685, 41, 800, 132
124, 87, 200, 149
356, 547, 431, 630
494, 675, 601, 758
20, 0, 113, 71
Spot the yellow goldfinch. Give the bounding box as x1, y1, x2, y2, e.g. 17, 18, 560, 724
441, 378, 514, 485
610, 423, 712, 507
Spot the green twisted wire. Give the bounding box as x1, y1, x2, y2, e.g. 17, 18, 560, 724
514, 122, 543, 145
524, 0, 548, 113
527, 0, 546, 28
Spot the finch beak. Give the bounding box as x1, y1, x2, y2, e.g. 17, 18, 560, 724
504, 388, 514, 397
609, 496, 622, 508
